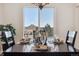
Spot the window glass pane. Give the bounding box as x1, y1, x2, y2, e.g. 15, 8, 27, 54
40, 8, 54, 27
23, 8, 38, 39
23, 8, 38, 27
40, 8, 54, 37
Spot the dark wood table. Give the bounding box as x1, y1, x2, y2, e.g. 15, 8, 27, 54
3, 42, 79, 56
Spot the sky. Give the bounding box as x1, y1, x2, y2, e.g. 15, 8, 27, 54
23, 7, 54, 27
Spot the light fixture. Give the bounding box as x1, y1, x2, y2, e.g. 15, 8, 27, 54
32, 3, 49, 9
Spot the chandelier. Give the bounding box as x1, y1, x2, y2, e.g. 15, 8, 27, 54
32, 3, 49, 9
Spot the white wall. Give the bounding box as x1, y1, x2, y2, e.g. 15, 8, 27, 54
0, 4, 4, 53
74, 5, 79, 49
0, 4, 3, 24
0, 3, 79, 51
2, 4, 23, 43
55, 4, 75, 41
54, 4, 79, 49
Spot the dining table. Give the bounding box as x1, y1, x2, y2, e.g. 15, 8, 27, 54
3, 38, 79, 56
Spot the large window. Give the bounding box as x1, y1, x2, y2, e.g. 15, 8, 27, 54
23, 7, 54, 39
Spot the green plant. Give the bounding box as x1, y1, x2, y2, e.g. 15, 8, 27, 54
45, 24, 53, 36
0, 25, 4, 31
5, 24, 16, 36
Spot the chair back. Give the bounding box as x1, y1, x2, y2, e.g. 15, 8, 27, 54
2, 30, 15, 51
66, 31, 77, 47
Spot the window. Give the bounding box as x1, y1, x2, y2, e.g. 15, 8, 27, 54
23, 7, 54, 39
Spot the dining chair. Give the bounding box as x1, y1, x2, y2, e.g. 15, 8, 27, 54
66, 31, 77, 47
1, 30, 15, 51
67, 44, 76, 52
